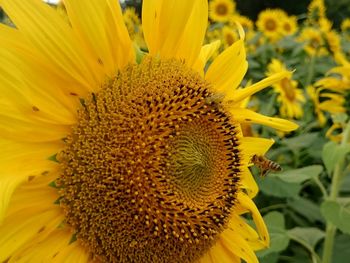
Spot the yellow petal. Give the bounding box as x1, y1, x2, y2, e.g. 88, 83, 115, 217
0, 24, 93, 99
142, 0, 207, 67
0, 48, 77, 125
199, 253, 214, 263
220, 228, 259, 263
224, 71, 291, 103
206, 39, 247, 94
209, 241, 241, 263
1, 0, 103, 90
0, 109, 70, 142
236, 192, 270, 247
141, 0, 162, 55
64, 0, 134, 76
0, 175, 26, 224
240, 137, 275, 165
228, 214, 267, 251
240, 167, 259, 198
229, 108, 299, 132
8, 228, 73, 263
0, 140, 61, 173
51, 241, 89, 263
193, 40, 221, 74
1, 166, 59, 223
0, 208, 63, 262
174, 0, 208, 67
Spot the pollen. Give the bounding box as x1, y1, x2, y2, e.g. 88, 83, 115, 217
57, 57, 242, 263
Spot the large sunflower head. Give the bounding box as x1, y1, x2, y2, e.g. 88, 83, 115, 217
0, 0, 298, 262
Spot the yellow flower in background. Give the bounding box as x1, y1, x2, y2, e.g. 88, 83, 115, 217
307, 0, 326, 23
229, 14, 255, 41
307, 85, 346, 126
309, 59, 350, 126
341, 18, 350, 34
326, 122, 344, 142
209, 0, 236, 22
222, 25, 239, 48
319, 17, 332, 33
0, 0, 299, 262
325, 30, 341, 55
123, 7, 141, 36
298, 27, 328, 56
230, 14, 254, 33
256, 9, 286, 41
267, 59, 305, 119
122, 7, 146, 50
281, 15, 298, 36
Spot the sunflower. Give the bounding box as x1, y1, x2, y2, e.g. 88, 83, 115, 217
307, 59, 349, 126
307, 0, 326, 23
123, 7, 141, 36
229, 15, 255, 41
307, 85, 346, 126
281, 15, 298, 36
256, 9, 286, 42
122, 7, 146, 50
209, 0, 235, 23
319, 17, 332, 33
222, 26, 239, 48
0, 0, 298, 262
267, 59, 305, 119
324, 30, 341, 55
298, 27, 328, 56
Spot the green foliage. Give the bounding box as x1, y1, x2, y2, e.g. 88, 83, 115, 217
321, 201, 350, 234
258, 212, 290, 258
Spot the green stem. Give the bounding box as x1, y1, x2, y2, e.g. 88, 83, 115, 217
322, 121, 350, 263
305, 55, 316, 88
313, 177, 328, 199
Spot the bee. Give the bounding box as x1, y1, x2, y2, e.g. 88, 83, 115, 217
251, 155, 282, 177
205, 93, 225, 106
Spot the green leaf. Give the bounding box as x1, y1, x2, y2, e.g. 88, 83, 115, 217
257, 176, 301, 198
322, 141, 350, 174
283, 133, 319, 150
321, 200, 350, 234
257, 212, 290, 257
258, 252, 279, 263
287, 227, 325, 249
333, 234, 350, 263
331, 113, 348, 125
287, 197, 324, 223
272, 165, 323, 184
340, 171, 350, 193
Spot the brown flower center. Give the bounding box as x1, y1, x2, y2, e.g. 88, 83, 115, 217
215, 3, 229, 16
57, 58, 241, 263
281, 78, 296, 101
265, 19, 277, 31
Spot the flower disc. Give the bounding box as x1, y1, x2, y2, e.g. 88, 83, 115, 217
57, 58, 242, 262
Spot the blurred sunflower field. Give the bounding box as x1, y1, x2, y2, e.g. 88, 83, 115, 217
1, 0, 350, 262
